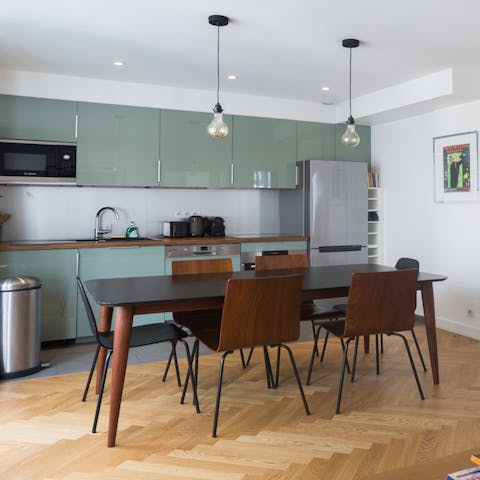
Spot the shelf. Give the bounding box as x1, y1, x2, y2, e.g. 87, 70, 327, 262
368, 221, 379, 224
368, 254, 379, 259
368, 244, 378, 248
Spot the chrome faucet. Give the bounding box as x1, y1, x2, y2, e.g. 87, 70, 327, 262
94, 207, 119, 240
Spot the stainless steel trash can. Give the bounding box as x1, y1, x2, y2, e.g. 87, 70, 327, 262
0, 276, 41, 379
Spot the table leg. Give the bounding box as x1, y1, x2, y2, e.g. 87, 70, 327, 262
421, 282, 439, 384
108, 306, 133, 447
96, 306, 113, 394
363, 335, 370, 353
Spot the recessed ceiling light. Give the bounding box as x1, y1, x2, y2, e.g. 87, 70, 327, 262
113, 61, 125, 67
227, 74, 237, 80
321, 86, 330, 91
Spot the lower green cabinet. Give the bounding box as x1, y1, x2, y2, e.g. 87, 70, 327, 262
0, 250, 77, 342
77, 246, 166, 338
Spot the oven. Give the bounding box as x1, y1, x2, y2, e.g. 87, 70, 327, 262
240, 248, 307, 270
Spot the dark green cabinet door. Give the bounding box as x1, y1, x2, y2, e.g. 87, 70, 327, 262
335, 123, 371, 164
160, 110, 232, 187
76, 102, 160, 186
297, 121, 335, 161
232, 115, 297, 188
0, 250, 77, 341
0, 95, 76, 142
77, 246, 165, 338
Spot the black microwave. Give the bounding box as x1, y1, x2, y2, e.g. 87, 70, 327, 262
0, 139, 76, 184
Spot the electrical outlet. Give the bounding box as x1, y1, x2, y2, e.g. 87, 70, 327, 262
467, 309, 474, 317
174, 211, 184, 219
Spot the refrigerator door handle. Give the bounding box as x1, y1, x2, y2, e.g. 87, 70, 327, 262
317, 245, 363, 253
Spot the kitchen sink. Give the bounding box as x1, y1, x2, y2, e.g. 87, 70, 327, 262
75, 237, 152, 242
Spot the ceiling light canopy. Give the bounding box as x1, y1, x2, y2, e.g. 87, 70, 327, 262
341, 38, 360, 148
207, 14, 229, 139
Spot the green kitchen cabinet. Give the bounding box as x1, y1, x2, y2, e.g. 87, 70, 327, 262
160, 109, 233, 187
297, 121, 335, 162
335, 123, 371, 164
77, 246, 165, 338
0, 94, 77, 142
76, 102, 160, 186
232, 115, 297, 189
0, 249, 77, 341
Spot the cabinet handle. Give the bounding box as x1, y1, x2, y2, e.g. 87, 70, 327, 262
295, 165, 299, 186
74, 113, 79, 139
230, 163, 234, 185
157, 160, 161, 183
75, 252, 79, 276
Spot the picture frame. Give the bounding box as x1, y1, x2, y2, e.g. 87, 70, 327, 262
433, 131, 478, 203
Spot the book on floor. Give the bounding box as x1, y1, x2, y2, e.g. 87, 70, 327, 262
447, 466, 480, 480
471, 454, 480, 466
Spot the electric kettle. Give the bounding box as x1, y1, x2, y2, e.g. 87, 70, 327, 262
189, 215, 204, 237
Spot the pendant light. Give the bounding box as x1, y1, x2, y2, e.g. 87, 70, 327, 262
341, 38, 360, 148
207, 15, 229, 139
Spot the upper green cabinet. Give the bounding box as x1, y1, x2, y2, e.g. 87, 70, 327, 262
232, 115, 297, 188
76, 102, 160, 186
335, 123, 371, 164
297, 121, 335, 161
160, 110, 233, 187
0, 94, 76, 142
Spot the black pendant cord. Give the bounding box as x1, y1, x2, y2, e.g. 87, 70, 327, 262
348, 47, 352, 118
216, 25, 220, 106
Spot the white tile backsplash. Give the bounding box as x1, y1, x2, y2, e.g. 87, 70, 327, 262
0, 185, 280, 241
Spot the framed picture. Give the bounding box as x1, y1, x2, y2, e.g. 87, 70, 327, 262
433, 131, 479, 203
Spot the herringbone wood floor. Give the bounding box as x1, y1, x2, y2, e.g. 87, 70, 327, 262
0, 329, 479, 479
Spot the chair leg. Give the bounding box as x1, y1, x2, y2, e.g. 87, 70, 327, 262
212, 350, 234, 438
411, 329, 427, 372
239, 349, 247, 369
92, 349, 112, 433
82, 344, 100, 402
390, 332, 425, 401
340, 339, 351, 375
162, 340, 182, 387
380, 334, 384, 354
306, 324, 323, 385
320, 330, 329, 362
351, 336, 359, 383
178, 339, 200, 413
263, 345, 275, 389
336, 338, 352, 414
275, 345, 281, 388
181, 338, 199, 405
311, 321, 320, 357
375, 334, 380, 375
277, 344, 310, 416
245, 347, 255, 366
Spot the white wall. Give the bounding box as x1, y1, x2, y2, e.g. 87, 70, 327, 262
0, 185, 279, 240
371, 100, 480, 339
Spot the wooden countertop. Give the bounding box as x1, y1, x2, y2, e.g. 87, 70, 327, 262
0, 235, 308, 251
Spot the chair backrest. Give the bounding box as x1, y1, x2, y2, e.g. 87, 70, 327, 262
76, 277, 100, 341
395, 257, 419, 270
172, 258, 233, 276
255, 253, 309, 271
343, 269, 418, 337
217, 274, 304, 351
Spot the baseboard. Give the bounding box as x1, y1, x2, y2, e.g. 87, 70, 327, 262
436, 316, 480, 340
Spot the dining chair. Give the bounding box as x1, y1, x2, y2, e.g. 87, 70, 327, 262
186, 273, 310, 437
331, 257, 427, 376
255, 253, 344, 386
77, 277, 199, 433
320, 269, 425, 414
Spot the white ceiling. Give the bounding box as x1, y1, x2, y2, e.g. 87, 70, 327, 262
1, 0, 480, 109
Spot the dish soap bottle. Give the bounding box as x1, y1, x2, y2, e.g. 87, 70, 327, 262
125, 221, 139, 239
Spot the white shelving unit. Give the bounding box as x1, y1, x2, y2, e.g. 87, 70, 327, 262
367, 187, 383, 264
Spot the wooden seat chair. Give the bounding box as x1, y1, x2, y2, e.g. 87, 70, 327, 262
330, 257, 427, 378
77, 277, 199, 433
255, 253, 344, 386
321, 269, 425, 414
189, 274, 310, 437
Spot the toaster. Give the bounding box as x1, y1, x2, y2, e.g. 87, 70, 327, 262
163, 221, 189, 238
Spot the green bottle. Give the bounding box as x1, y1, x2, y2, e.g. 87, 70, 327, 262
125, 221, 139, 239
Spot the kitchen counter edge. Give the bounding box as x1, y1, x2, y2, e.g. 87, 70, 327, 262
0, 235, 308, 251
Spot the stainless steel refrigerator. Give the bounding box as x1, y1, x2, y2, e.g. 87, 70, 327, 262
279, 160, 368, 266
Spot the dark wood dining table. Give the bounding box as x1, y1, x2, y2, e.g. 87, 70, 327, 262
85, 263, 447, 447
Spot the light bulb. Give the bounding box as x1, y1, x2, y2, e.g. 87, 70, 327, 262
207, 111, 229, 138
341, 116, 360, 148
